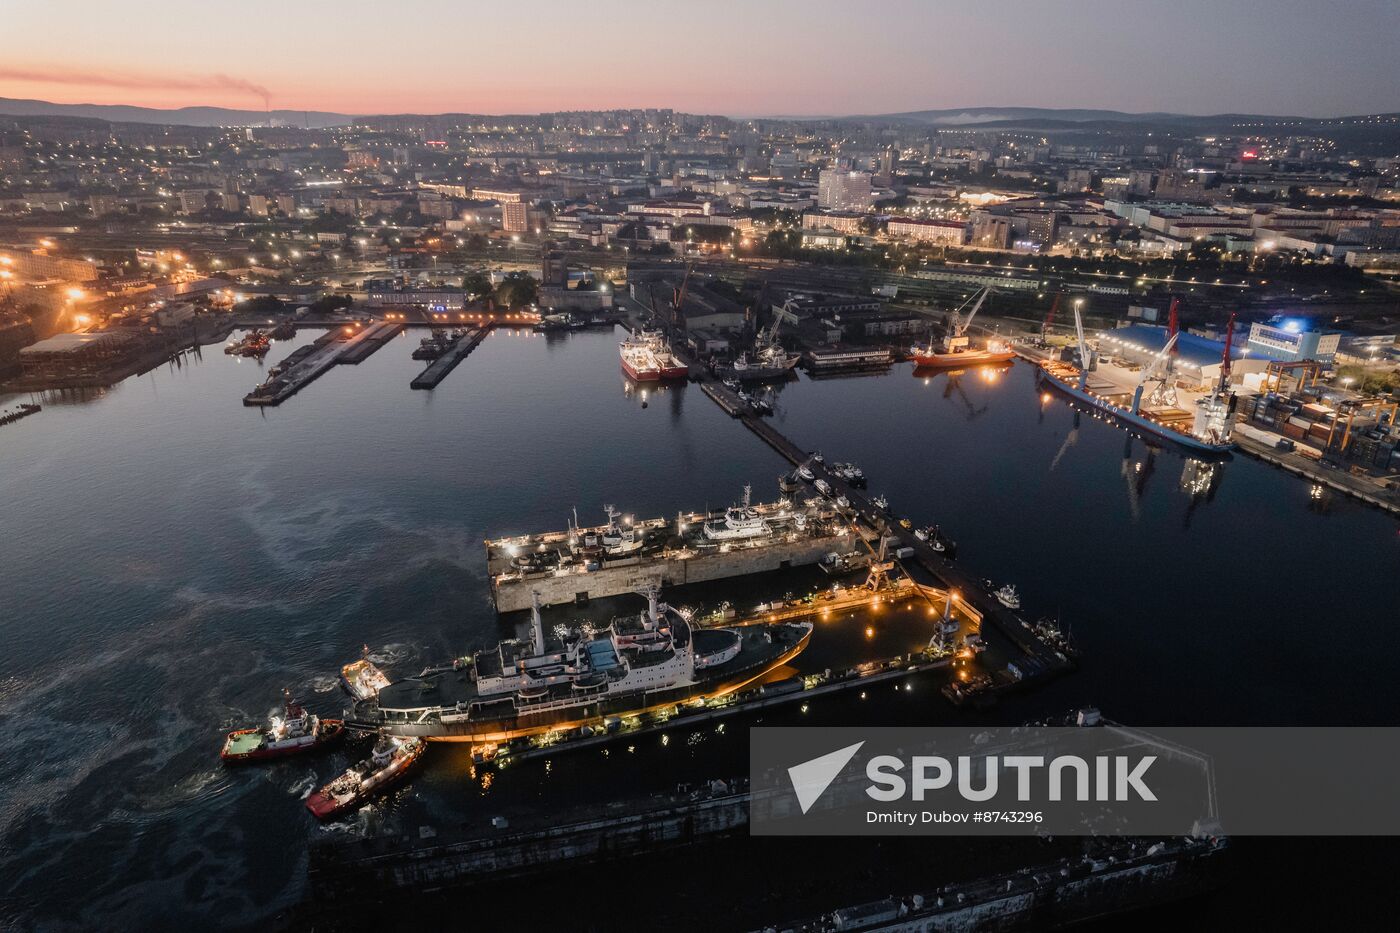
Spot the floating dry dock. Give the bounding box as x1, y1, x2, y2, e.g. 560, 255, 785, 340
487, 483, 858, 612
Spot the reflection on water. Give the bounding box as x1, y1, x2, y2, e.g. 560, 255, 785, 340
2, 331, 1400, 928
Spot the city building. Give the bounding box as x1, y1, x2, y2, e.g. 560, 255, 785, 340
817, 169, 873, 212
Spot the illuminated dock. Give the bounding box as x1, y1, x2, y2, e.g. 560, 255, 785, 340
410, 323, 493, 390
243, 322, 402, 406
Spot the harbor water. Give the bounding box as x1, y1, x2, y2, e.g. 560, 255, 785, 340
1, 326, 1398, 928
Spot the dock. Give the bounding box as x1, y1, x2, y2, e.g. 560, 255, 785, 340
0, 402, 41, 427
1234, 424, 1400, 516
242, 322, 402, 406
410, 323, 492, 390
679, 345, 1072, 680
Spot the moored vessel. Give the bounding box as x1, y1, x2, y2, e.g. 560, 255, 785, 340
348, 587, 813, 742
910, 287, 1015, 368
620, 329, 688, 381
221, 692, 345, 764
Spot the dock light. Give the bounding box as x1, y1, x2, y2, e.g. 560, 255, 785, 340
65, 287, 85, 300
865, 626, 874, 639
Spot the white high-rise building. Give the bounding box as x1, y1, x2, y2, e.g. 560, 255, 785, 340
817, 169, 873, 212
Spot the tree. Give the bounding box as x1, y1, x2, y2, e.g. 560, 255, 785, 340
462, 272, 494, 298
494, 272, 538, 309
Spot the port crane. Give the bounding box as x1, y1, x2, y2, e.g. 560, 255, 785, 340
1130, 332, 1181, 414
943, 286, 992, 354
1072, 301, 1094, 389
758, 298, 798, 351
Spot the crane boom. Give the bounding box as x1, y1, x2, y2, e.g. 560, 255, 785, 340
1130, 332, 1180, 414
953, 287, 991, 337
1073, 302, 1091, 390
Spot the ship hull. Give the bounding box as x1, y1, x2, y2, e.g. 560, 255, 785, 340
911, 349, 1016, 368
621, 357, 689, 381
1037, 367, 1235, 456
220, 720, 346, 764
351, 625, 812, 743
304, 742, 426, 821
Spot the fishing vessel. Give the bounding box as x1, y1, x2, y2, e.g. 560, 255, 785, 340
348, 587, 813, 742
221, 692, 345, 764
304, 735, 426, 820
717, 298, 801, 381
619, 330, 688, 381
225, 330, 272, 358
993, 584, 1021, 610
910, 287, 1015, 368
704, 485, 776, 540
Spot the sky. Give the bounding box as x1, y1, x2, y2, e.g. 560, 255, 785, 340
2, 0, 1398, 118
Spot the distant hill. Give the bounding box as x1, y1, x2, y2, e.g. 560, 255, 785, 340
0, 97, 353, 128
864, 106, 1189, 125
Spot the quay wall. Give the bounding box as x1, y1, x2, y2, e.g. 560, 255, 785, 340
492, 532, 852, 611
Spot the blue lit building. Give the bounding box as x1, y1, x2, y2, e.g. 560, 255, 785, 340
1246, 320, 1340, 363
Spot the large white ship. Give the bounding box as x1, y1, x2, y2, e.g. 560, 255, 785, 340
348, 587, 812, 742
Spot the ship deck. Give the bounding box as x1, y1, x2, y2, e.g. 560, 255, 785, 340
366, 622, 803, 719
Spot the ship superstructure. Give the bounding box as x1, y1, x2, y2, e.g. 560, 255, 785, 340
485, 479, 854, 611
620, 329, 688, 381
349, 587, 812, 742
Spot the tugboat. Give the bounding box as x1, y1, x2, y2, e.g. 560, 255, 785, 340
304, 735, 426, 821
341, 646, 392, 702
872, 494, 890, 511
413, 328, 462, 360
221, 691, 345, 764
993, 584, 1021, 610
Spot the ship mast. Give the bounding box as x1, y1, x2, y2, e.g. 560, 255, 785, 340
530, 590, 546, 656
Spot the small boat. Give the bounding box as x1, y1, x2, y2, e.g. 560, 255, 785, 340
305, 735, 426, 821
814, 479, 832, 496
341, 646, 391, 701
835, 495, 850, 509
798, 466, 814, 482
914, 526, 946, 552
811, 452, 824, 464
221, 692, 345, 764
898, 518, 912, 530
993, 584, 1021, 610
872, 494, 890, 511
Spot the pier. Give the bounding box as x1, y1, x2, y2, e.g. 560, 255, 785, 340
681, 349, 1072, 680
0, 402, 41, 427
410, 323, 492, 390
242, 321, 403, 406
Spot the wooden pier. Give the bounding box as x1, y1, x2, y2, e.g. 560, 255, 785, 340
410, 324, 492, 390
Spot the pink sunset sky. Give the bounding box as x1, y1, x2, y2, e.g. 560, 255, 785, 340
2, 0, 1397, 117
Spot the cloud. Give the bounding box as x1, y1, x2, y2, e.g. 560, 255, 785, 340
0, 66, 271, 108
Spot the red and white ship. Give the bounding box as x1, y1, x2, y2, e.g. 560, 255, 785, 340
220, 691, 345, 764
911, 286, 1016, 368
620, 330, 688, 381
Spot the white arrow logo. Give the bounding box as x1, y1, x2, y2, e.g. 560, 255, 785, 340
787, 741, 865, 814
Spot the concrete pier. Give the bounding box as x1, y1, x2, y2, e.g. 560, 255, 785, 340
243, 322, 401, 406
410, 324, 492, 389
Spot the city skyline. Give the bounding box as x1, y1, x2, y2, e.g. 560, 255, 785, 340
3, 0, 1400, 118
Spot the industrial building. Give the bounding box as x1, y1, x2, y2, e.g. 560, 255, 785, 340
1098, 323, 1266, 389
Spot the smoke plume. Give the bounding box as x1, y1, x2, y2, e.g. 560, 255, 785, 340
0, 66, 272, 109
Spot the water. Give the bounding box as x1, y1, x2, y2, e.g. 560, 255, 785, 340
1, 328, 1396, 928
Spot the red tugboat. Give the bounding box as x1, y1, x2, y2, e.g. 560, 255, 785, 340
220, 691, 346, 764
304, 735, 426, 821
